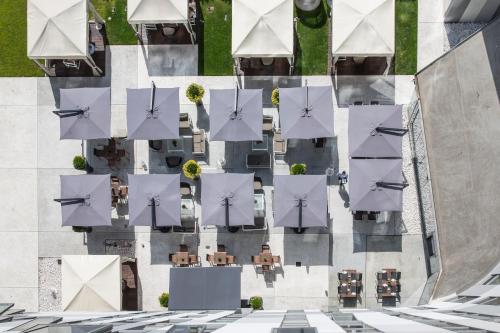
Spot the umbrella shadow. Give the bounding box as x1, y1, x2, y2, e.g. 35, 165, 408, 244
338, 186, 350, 208
196, 103, 210, 131
149, 232, 199, 265
216, 232, 270, 266
331, 75, 395, 107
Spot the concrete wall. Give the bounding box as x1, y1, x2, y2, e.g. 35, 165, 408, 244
443, 0, 500, 22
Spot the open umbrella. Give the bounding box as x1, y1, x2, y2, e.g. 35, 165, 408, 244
349, 105, 405, 158
210, 88, 263, 141
54, 87, 111, 140
273, 175, 327, 231
54, 175, 112, 227
349, 159, 405, 212
279, 85, 334, 139
128, 174, 181, 228
201, 173, 254, 227
127, 83, 180, 140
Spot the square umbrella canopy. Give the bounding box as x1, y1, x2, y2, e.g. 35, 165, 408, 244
279, 86, 335, 139
57, 175, 112, 227
273, 175, 328, 228
128, 174, 181, 227
201, 173, 254, 226
349, 105, 404, 158
127, 0, 189, 24
127, 87, 180, 140
232, 0, 294, 58
209, 88, 263, 141
27, 0, 88, 59
57, 87, 111, 140
349, 159, 404, 212
332, 0, 395, 57
62, 255, 121, 311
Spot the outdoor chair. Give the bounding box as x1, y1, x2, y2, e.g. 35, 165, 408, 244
227, 255, 235, 265
263, 115, 273, 132
192, 129, 206, 156
180, 182, 192, 196
179, 244, 188, 252
377, 286, 383, 294
261, 244, 270, 251
179, 113, 193, 132
356, 273, 363, 281
261, 58, 274, 66
273, 130, 287, 155
63, 59, 80, 69
144, 24, 158, 32
356, 285, 362, 294
392, 271, 401, 280
189, 255, 198, 265
377, 272, 384, 280
166, 156, 183, 168
168, 253, 174, 262
217, 244, 226, 252
251, 255, 261, 265
396, 284, 401, 293
149, 140, 162, 152
381, 272, 388, 280
337, 286, 342, 295
272, 256, 281, 265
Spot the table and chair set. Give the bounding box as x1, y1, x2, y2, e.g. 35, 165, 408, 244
251, 244, 281, 273
376, 268, 401, 302
337, 269, 363, 304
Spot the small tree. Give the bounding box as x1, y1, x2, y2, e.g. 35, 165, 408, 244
186, 83, 205, 105
73, 155, 87, 170
182, 160, 202, 180
249, 296, 263, 310
271, 88, 279, 106
158, 292, 169, 307
290, 163, 307, 175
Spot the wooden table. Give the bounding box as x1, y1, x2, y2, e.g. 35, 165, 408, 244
214, 252, 227, 266
260, 252, 273, 271
175, 252, 189, 266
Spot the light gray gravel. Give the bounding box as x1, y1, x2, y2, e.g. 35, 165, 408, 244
444, 23, 487, 50
38, 257, 61, 311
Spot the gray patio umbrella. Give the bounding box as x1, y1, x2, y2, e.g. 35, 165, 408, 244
126, 85, 180, 140
54, 87, 111, 140
279, 86, 334, 139
273, 175, 328, 230
209, 88, 263, 141
54, 175, 112, 227
349, 159, 405, 212
201, 173, 254, 226
128, 174, 181, 227
349, 105, 406, 158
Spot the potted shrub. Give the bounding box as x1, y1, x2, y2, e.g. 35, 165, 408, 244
73, 155, 93, 173
182, 160, 202, 180
249, 296, 263, 310
290, 163, 307, 175
271, 88, 279, 107
72, 226, 92, 233
159, 292, 169, 308
186, 83, 205, 105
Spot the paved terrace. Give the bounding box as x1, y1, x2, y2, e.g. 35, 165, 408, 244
0, 45, 423, 312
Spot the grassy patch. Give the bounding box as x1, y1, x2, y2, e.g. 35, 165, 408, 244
295, 1, 329, 75
0, 0, 43, 76
395, 0, 418, 74
198, 0, 233, 75
93, 0, 137, 45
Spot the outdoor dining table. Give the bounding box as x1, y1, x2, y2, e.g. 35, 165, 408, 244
339, 283, 357, 298
214, 252, 228, 266
260, 252, 273, 271
175, 252, 189, 266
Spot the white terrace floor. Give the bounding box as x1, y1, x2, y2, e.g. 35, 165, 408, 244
0, 45, 423, 312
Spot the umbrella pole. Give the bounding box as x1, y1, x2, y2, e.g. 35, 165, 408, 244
149, 81, 156, 113
151, 198, 157, 230
298, 199, 303, 233
225, 197, 229, 229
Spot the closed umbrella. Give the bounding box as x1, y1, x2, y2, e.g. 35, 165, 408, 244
349, 159, 405, 211
273, 175, 327, 231
210, 88, 263, 141
349, 105, 405, 158
54, 175, 112, 227
127, 84, 180, 140
54, 87, 111, 140
201, 173, 254, 227
279, 85, 334, 139
128, 174, 181, 228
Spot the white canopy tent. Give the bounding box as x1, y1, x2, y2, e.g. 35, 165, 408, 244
331, 0, 395, 74
127, 0, 196, 44
27, 0, 105, 76
232, 0, 294, 75
61, 255, 121, 311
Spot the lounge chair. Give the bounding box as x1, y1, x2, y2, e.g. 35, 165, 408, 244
192, 129, 206, 156
272, 256, 281, 265
179, 113, 193, 132
273, 130, 287, 155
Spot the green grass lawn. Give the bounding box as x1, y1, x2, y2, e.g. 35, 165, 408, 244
93, 0, 136, 45
0, 0, 43, 76
198, 0, 233, 75
295, 1, 329, 75
395, 0, 418, 75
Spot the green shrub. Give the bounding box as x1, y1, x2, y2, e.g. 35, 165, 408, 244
271, 88, 279, 106
182, 160, 202, 180
158, 292, 169, 307
186, 83, 205, 104
249, 296, 263, 310
73, 155, 87, 170
290, 163, 307, 175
